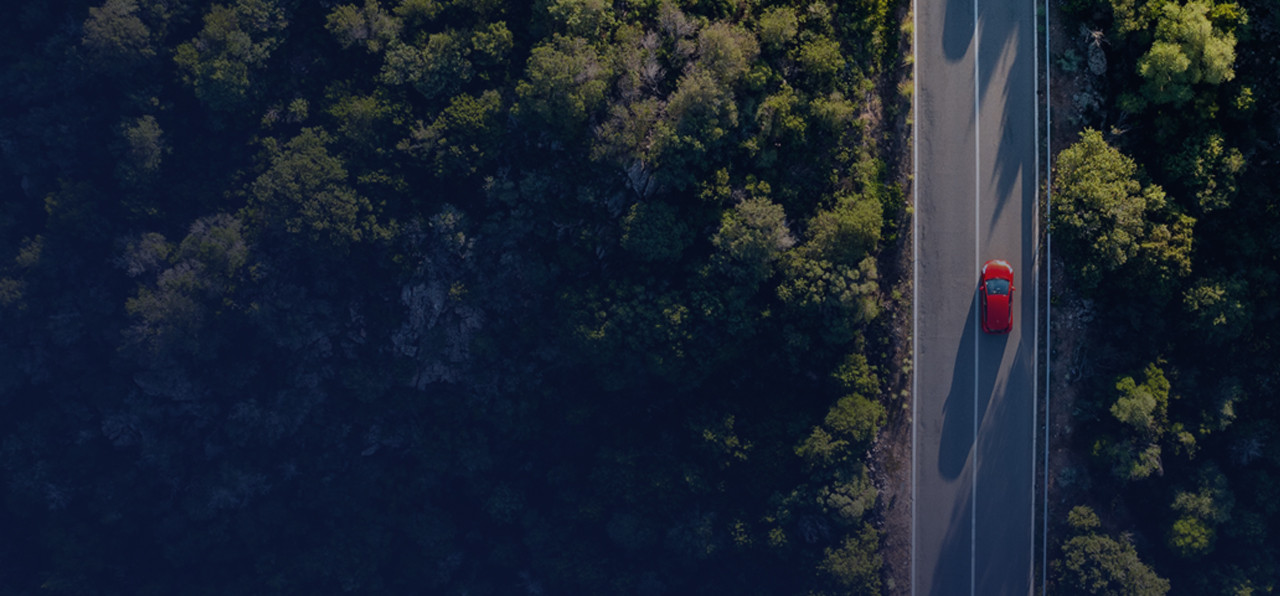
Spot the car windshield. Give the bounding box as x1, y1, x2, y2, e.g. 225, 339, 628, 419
986, 278, 1010, 295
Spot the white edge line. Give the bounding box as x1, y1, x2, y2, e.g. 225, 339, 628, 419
910, 0, 920, 591
1030, 0, 1042, 588
971, 0, 980, 590
1041, 0, 1053, 590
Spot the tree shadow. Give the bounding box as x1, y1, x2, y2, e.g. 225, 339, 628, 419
979, 0, 1037, 234
943, 0, 975, 62
942, 0, 1037, 233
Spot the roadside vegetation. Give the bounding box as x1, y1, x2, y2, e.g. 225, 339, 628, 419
0, 0, 911, 593
1049, 0, 1278, 592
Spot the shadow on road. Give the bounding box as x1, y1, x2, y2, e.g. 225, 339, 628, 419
980, 0, 1036, 234
931, 289, 1013, 594
974, 337, 1035, 596
936, 291, 1007, 480
943, 0, 974, 61
942, 0, 1036, 232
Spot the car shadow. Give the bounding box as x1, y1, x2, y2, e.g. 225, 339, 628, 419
937, 290, 1008, 480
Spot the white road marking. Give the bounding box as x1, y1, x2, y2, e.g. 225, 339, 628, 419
972, 0, 981, 589
910, 0, 920, 590
1031, 0, 1044, 589
1041, 0, 1053, 590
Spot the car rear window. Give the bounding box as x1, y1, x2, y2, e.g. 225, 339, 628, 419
986, 278, 1010, 295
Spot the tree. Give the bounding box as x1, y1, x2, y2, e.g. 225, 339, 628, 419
1167, 462, 1234, 557
1183, 274, 1251, 344
1098, 362, 1172, 481
400, 89, 504, 177
513, 34, 612, 139
1135, 1, 1239, 109
114, 115, 167, 190
795, 35, 845, 87
755, 6, 798, 52
327, 90, 405, 152
619, 200, 691, 263
380, 30, 472, 102
751, 83, 807, 166
652, 67, 741, 189
246, 128, 386, 251
777, 255, 880, 346
694, 22, 760, 88
1163, 131, 1245, 213
326, 0, 401, 53
173, 0, 287, 112
469, 21, 513, 76
125, 214, 248, 359
796, 393, 885, 468
545, 0, 617, 39
81, 0, 154, 68
1052, 129, 1194, 298
802, 193, 883, 267
709, 195, 795, 287
818, 523, 882, 594
1055, 505, 1171, 595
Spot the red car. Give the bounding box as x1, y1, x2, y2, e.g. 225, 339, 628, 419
980, 260, 1015, 334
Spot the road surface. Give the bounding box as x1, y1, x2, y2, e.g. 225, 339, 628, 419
912, 0, 1040, 592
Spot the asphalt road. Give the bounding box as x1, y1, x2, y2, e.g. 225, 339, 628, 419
912, 0, 1040, 592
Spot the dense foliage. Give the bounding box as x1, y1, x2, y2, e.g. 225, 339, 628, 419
0, 0, 909, 593
1050, 0, 1280, 592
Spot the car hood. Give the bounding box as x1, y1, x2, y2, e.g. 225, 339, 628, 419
986, 293, 1011, 332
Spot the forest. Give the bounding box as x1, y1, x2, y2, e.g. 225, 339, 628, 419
1048, 0, 1280, 593
0, 0, 911, 593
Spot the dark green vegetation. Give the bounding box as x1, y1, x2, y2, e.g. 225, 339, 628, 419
0, 0, 909, 593
1050, 0, 1280, 592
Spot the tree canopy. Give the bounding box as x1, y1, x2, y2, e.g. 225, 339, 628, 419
0, 0, 911, 593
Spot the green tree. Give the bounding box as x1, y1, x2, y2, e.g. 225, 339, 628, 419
620, 200, 691, 263
380, 30, 472, 102
1055, 506, 1171, 595
802, 193, 883, 267
755, 6, 798, 52
81, 0, 153, 68
797, 393, 886, 468
114, 115, 167, 190
1167, 462, 1234, 557
513, 34, 612, 138
173, 0, 287, 112
818, 523, 882, 594
1163, 131, 1245, 213
469, 21, 513, 75
327, 90, 406, 152
777, 255, 880, 346
1183, 274, 1250, 344
694, 22, 760, 87
326, 0, 401, 53
1099, 362, 1172, 481
545, 0, 617, 39
1107, 0, 1162, 35
795, 35, 845, 87
1051, 129, 1194, 298
1135, 1, 1239, 108
751, 83, 807, 166
709, 195, 795, 286
246, 128, 386, 250
125, 214, 248, 357
400, 89, 504, 177
817, 465, 877, 523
